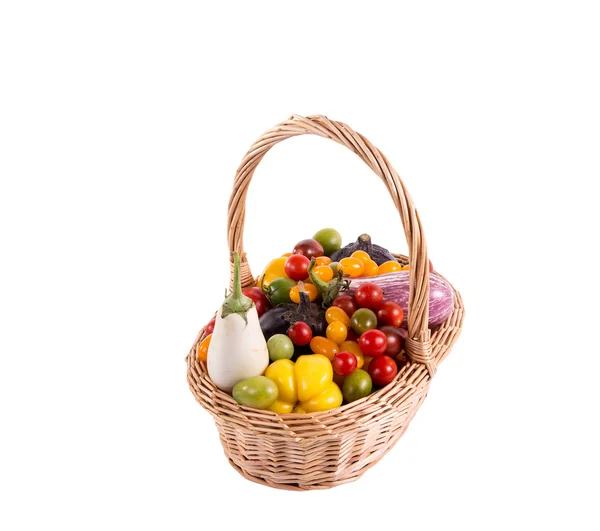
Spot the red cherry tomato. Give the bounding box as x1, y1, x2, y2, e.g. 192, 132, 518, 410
354, 283, 384, 309
332, 351, 358, 376
242, 287, 272, 317
205, 317, 216, 335
293, 239, 324, 260
287, 321, 313, 346
376, 301, 405, 327
284, 254, 310, 281
332, 295, 358, 317
368, 355, 398, 386
359, 329, 388, 356
378, 325, 407, 356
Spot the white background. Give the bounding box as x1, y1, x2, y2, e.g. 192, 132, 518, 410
1, 1, 599, 530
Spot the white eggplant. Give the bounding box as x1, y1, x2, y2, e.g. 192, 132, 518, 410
207, 253, 269, 393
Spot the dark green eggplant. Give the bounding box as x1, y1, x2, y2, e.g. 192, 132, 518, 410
330, 233, 397, 265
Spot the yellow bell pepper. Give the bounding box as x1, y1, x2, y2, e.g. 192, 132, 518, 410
295, 354, 342, 412
268, 400, 295, 414
295, 354, 332, 402
265, 355, 343, 414
300, 381, 342, 412
265, 359, 297, 414
256, 257, 288, 289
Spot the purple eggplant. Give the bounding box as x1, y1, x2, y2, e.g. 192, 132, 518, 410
259, 291, 326, 339
348, 271, 454, 328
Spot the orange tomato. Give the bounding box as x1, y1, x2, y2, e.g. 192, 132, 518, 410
400, 264, 410, 270
362, 355, 374, 371
362, 259, 379, 276
313, 265, 334, 282
196, 334, 212, 362
315, 256, 332, 266
309, 336, 339, 361
289, 284, 319, 303
325, 306, 351, 326
351, 250, 371, 263
339, 257, 365, 277
339, 340, 365, 369
378, 261, 403, 275
326, 321, 348, 345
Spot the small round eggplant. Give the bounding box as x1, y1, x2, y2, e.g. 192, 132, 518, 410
330, 234, 397, 266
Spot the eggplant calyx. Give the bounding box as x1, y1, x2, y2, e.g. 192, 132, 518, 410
282, 291, 322, 331
358, 233, 374, 254
221, 252, 254, 323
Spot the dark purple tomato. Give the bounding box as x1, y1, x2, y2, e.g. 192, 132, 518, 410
378, 325, 407, 356
293, 239, 324, 260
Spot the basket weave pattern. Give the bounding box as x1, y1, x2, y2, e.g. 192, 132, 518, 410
186, 115, 464, 490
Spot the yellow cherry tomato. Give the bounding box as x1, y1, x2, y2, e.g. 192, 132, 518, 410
378, 260, 403, 275
339, 340, 365, 369
196, 334, 212, 362
315, 256, 332, 266
325, 306, 351, 326
257, 256, 288, 288
281, 252, 292, 257
400, 264, 410, 270
351, 250, 371, 263
309, 336, 339, 361
339, 257, 365, 277
293, 405, 307, 414
289, 283, 319, 303
363, 355, 374, 371
313, 265, 334, 282
362, 259, 379, 276
326, 321, 348, 345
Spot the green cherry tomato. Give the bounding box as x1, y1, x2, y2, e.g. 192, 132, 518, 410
265, 277, 297, 305
313, 228, 343, 257
342, 369, 372, 403
232, 376, 279, 409
267, 334, 295, 361
329, 262, 339, 276
350, 308, 378, 335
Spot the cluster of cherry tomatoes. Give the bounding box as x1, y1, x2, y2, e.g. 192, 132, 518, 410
284, 281, 407, 402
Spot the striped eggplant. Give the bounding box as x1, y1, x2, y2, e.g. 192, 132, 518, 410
348, 271, 454, 328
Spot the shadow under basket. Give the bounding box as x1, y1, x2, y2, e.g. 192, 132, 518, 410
186, 115, 465, 491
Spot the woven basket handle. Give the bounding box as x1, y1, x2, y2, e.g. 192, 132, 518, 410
227, 115, 435, 375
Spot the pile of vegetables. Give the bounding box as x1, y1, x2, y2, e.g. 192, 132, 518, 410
199, 228, 454, 413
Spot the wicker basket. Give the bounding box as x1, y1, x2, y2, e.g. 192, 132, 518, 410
186, 114, 464, 490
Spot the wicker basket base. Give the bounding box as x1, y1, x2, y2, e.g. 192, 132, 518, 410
221, 392, 428, 490
187, 268, 463, 491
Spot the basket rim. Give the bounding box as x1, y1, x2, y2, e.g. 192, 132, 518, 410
186, 258, 464, 421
